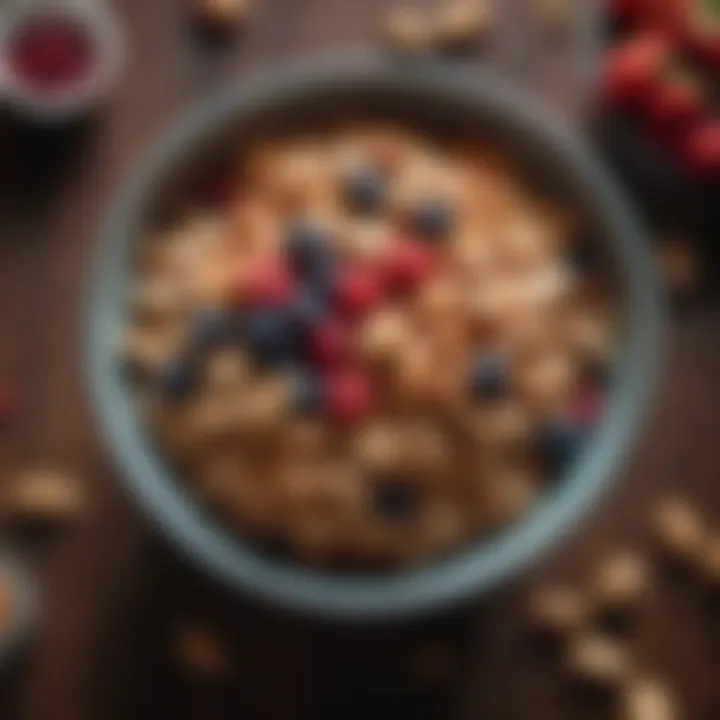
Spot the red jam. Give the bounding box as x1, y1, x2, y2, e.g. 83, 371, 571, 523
8, 16, 95, 93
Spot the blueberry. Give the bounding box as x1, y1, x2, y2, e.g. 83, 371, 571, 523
284, 220, 335, 282
288, 290, 328, 337
567, 238, 604, 275
410, 200, 454, 242
470, 354, 509, 401
160, 359, 197, 401
244, 309, 297, 367
291, 370, 324, 415
538, 419, 584, 475
187, 308, 230, 349
373, 479, 419, 521
344, 167, 388, 215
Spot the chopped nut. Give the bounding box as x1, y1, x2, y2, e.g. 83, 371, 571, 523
195, 0, 249, 30
385, 6, 432, 54
131, 278, 185, 323
353, 423, 403, 473
4, 470, 85, 525
484, 469, 538, 526
623, 678, 677, 720
359, 309, 410, 367
592, 552, 650, 613
653, 497, 705, 566
656, 237, 698, 296
204, 350, 250, 391
173, 621, 233, 680
528, 585, 588, 638
435, 0, 491, 50
567, 634, 631, 688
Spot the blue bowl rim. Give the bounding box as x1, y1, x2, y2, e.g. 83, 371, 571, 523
85, 52, 664, 622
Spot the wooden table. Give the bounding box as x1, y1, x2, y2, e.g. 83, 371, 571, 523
1, 1, 719, 718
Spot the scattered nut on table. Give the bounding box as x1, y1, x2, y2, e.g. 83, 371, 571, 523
592, 551, 651, 615
173, 621, 233, 680
435, 0, 491, 51
385, 6, 432, 54
623, 678, 677, 720
195, 0, 249, 30
655, 236, 698, 297
528, 585, 588, 639
653, 497, 705, 567
566, 634, 631, 688
4, 469, 85, 525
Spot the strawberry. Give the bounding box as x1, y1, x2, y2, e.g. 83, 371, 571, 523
601, 34, 669, 113
682, 120, 720, 178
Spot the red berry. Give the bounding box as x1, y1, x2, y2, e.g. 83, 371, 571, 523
335, 266, 383, 318
568, 386, 602, 429
601, 34, 668, 112
648, 80, 702, 130
325, 371, 373, 424
308, 321, 352, 367
610, 0, 646, 22
234, 259, 295, 307
382, 240, 436, 294
683, 121, 720, 178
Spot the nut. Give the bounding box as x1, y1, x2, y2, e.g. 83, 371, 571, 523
4, 469, 85, 525
592, 552, 650, 614
204, 350, 250, 392
528, 585, 588, 638
195, 0, 249, 29
173, 621, 233, 680
566, 634, 631, 688
385, 6, 432, 54
435, 0, 491, 50
623, 678, 677, 720
653, 497, 705, 566
353, 423, 403, 473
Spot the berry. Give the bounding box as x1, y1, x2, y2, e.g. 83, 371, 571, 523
567, 238, 604, 275
237, 259, 295, 308
647, 77, 702, 134
601, 34, 668, 111
470, 354, 509, 401
538, 419, 584, 475
568, 386, 603, 429
409, 200, 454, 242
288, 290, 328, 337
284, 220, 334, 282
373, 479, 418, 521
382, 241, 436, 294
344, 167, 388, 215
325, 370, 373, 423
188, 308, 231, 349
291, 370, 324, 415
245, 309, 297, 367
160, 360, 197, 401
683, 121, 720, 178
334, 265, 383, 318
308, 321, 352, 368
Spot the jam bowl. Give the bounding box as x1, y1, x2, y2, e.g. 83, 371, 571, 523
86, 54, 663, 621
0, 0, 125, 121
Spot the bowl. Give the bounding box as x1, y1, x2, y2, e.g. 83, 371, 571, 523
86, 54, 663, 622
0, 0, 125, 122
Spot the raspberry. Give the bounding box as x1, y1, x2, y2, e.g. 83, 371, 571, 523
325, 370, 373, 424
683, 121, 720, 178
308, 321, 352, 368
334, 265, 383, 318
382, 240, 436, 294
234, 259, 295, 307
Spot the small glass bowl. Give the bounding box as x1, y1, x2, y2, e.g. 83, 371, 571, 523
0, 0, 125, 122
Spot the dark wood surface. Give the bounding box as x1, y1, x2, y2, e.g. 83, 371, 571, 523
0, 1, 718, 718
